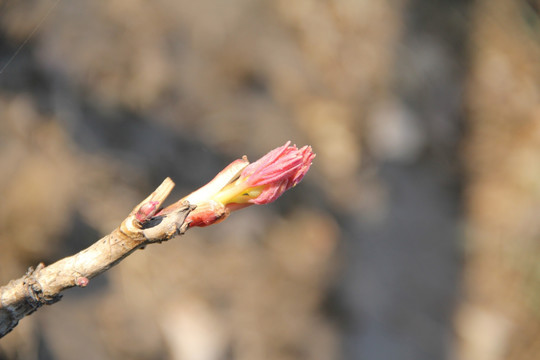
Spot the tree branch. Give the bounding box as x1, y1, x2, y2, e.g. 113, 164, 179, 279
0, 177, 195, 338
0, 141, 315, 339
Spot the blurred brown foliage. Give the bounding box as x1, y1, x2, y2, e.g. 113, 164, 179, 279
0, 0, 540, 359
459, 1, 540, 360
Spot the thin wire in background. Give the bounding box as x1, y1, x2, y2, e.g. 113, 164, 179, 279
0, 0, 62, 75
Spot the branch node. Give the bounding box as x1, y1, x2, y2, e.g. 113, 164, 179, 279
23, 264, 61, 311
141, 201, 195, 242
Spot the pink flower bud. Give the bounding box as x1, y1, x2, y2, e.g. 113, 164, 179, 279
237, 141, 315, 204
76, 277, 89, 287
135, 201, 160, 223
183, 142, 315, 227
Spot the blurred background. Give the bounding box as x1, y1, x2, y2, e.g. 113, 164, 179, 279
0, 0, 539, 359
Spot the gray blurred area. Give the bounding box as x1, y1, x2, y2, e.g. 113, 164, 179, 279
1, 0, 540, 359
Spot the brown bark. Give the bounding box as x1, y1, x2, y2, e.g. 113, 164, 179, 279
0, 177, 194, 338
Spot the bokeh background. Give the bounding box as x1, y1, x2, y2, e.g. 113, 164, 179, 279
1, 0, 540, 359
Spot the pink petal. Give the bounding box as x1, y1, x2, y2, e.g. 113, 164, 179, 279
239, 142, 315, 204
